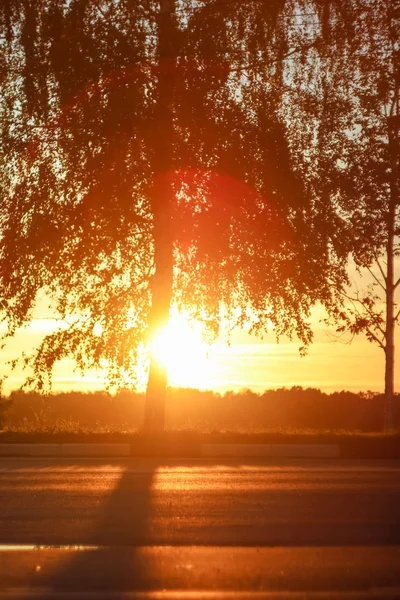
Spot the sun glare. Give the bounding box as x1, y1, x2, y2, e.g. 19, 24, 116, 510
151, 310, 209, 388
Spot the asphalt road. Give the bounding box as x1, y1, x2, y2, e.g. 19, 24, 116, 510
1, 457, 400, 597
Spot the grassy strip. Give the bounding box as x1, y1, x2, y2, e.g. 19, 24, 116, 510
1, 430, 400, 458
1, 428, 400, 444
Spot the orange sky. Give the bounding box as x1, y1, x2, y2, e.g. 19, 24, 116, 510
1, 311, 396, 395
1, 259, 398, 395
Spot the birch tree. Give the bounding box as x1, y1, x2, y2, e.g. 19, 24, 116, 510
0, 0, 346, 430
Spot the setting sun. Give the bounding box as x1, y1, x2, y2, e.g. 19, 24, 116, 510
151, 310, 210, 388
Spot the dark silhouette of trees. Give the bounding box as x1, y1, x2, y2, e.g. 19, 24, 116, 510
331, 0, 400, 431
0, 0, 347, 431
291, 0, 399, 429
3, 387, 399, 432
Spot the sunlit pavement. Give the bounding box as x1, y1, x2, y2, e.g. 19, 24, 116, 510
0, 458, 400, 597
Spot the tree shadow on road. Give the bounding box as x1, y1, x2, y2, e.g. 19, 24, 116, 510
45, 462, 159, 594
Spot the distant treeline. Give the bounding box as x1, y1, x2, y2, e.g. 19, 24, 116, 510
1, 387, 399, 432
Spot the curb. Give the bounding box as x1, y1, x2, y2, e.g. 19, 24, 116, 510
0, 442, 340, 458
0, 443, 130, 458
201, 443, 339, 458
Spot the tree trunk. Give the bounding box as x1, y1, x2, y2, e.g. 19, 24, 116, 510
384, 114, 398, 431
144, 171, 174, 432
384, 273, 395, 431
143, 0, 177, 432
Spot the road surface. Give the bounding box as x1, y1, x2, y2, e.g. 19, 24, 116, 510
0, 457, 400, 597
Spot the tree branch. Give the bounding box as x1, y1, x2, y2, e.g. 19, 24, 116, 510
364, 326, 386, 350
372, 249, 387, 283
340, 289, 386, 339
365, 264, 386, 292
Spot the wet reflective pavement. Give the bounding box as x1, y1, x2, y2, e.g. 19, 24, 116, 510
0, 458, 400, 597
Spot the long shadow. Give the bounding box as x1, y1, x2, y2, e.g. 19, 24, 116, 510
3, 456, 400, 594
44, 462, 158, 594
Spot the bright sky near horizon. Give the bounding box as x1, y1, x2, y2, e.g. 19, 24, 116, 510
1, 306, 397, 395
2, 258, 398, 396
